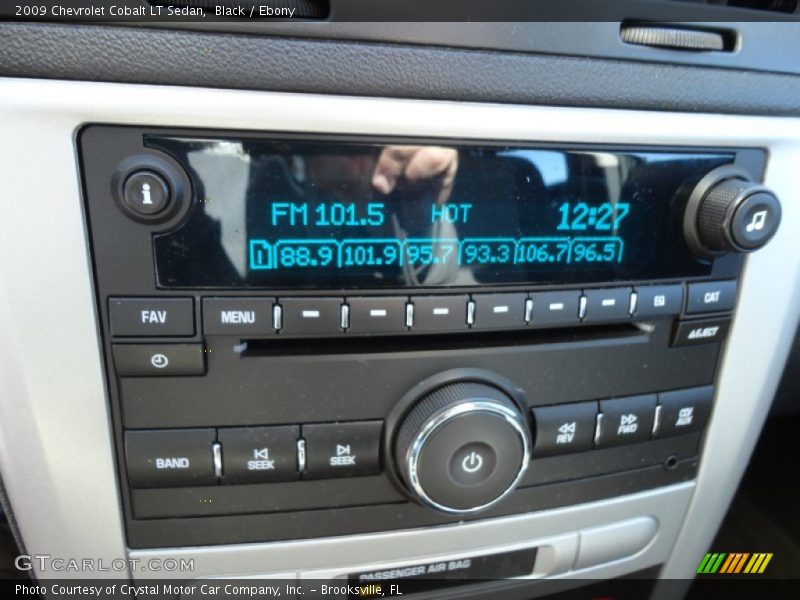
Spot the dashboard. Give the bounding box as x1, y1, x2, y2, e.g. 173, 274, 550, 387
0, 10, 799, 599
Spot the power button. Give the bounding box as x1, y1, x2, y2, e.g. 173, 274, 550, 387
449, 443, 497, 486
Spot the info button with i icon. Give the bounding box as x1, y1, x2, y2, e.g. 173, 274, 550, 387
122, 170, 171, 216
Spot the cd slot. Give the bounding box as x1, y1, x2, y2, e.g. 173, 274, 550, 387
240, 323, 647, 357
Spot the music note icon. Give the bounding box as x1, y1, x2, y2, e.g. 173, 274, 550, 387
745, 210, 768, 233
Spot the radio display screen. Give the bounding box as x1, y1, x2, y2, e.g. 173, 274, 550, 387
148, 136, 732, 289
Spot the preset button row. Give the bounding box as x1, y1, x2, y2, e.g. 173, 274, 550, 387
531, 386, 713, 458
108, 281, 736, 338
125, 421, 382, 489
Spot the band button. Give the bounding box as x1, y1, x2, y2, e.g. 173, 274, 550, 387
125, 429, 216, 488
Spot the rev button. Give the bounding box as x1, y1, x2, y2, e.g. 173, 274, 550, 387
531, 402, 598, 457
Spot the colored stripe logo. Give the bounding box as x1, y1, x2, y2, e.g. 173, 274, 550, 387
697, 552, 773, 574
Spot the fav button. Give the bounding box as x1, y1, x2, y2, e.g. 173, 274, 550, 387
686, 280, 737, 314
302, 421, 383, 479
109, 297, 195, 337
531, 402, 598, 457
596, 395, 657, 448
218, 426, 300, 484
125, 429, 216, 488
112, 343, 205, 376
202, 298, 275, 335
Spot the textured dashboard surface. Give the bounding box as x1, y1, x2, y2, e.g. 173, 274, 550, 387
2, 22, 800, 115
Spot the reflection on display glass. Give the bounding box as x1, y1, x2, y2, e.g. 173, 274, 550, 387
147, 137, 733, 288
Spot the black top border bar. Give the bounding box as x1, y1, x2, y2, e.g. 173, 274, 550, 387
3, 0, 799, 23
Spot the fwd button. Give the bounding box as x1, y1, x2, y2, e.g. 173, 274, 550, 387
596, 395, 657, 448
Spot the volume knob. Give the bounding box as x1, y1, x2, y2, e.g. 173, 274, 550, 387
394, 382, 530, 515
687, 170, 781, 257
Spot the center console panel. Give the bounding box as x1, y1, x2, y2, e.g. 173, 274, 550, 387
78, 126, 779, 550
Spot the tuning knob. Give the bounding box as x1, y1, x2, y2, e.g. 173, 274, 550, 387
685, 168, 781, 257
393, 381, 530, 515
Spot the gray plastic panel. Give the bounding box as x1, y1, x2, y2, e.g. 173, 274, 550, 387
130, 484, 692, 581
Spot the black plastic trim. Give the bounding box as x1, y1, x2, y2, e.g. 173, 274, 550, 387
3, 23, 800, 116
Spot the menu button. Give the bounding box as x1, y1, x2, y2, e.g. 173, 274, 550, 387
203, 298, 275, 335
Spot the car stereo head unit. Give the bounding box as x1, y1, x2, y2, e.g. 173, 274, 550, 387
79, 126, 780, 548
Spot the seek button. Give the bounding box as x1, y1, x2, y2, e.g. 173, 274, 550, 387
219, 426, 299, 484
302, 421, 382, 479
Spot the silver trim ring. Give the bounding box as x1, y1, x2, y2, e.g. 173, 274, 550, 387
405, 399, 531, 515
